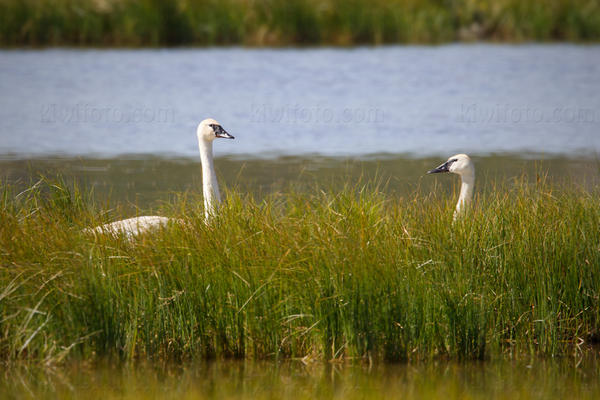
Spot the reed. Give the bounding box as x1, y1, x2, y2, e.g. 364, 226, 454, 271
1, 176, 599, 364
1, 0, 599, 47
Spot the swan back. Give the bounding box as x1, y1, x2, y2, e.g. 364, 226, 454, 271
85, 216, 171, 237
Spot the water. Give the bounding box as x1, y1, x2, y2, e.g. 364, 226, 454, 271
2, 358, 600, 400
1, 45, 599, 158
2, 155, 598, 207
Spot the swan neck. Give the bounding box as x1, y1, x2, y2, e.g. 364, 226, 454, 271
199, 140, 220, 218
455, 173, 474, 218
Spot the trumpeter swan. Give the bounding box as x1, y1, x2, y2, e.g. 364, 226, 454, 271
427, 154, 475, 219
86, 118, 234, 236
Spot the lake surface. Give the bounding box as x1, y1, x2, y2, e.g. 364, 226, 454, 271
2, 358, 600, 400
1, 45, 599, 158
2, 155, 599, 207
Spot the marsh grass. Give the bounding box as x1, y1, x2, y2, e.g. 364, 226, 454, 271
1, 0, 599, 46
1, 175, 599, 364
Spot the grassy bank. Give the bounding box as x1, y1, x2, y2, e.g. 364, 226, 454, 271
1, 176, 599, 364
1, 0, 600, 46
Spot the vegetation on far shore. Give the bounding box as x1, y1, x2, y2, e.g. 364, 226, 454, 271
1, 176, 599, 365
1, 0, 600, 47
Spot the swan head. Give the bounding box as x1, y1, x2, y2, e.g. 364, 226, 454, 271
428, 154, 474, 177
197, 118, 235, 142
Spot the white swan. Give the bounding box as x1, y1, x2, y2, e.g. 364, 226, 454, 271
427, 154, 475, 219
196, 118, 234, 219
86, 118, 234, 236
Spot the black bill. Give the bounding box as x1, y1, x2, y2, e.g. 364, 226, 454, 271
427, 160, 453, 174
210, 124, 235, 139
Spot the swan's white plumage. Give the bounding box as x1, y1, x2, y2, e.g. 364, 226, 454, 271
428, 153, 475, 219
85, 216, 171, 237
86, 118, 233, 237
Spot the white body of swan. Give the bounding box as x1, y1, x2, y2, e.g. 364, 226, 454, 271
86, 118, 234, 236
428, 154, 475, 219
85, 216, 172, 237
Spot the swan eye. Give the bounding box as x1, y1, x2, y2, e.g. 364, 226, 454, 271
445, 158, 459, 169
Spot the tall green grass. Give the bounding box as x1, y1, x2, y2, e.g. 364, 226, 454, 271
1, 176, 599, 364
1, 0, 599, 46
